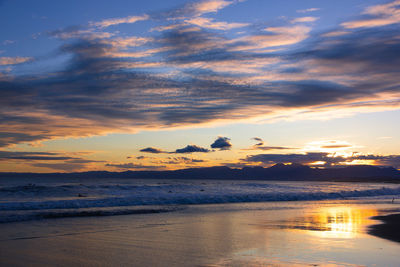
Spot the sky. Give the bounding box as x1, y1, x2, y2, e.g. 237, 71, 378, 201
1, 0, 400, 172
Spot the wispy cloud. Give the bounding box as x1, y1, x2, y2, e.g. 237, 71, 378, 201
185, 0, 234, 17
342, 0, 400, 28
291, 17, 319, 24
0, 150, 103, 171
297, 8, 320, 13
233, 25, 311, 50
243, 137, 295, 151
91, 14, 149, 28
2, 40, 15, 45
185, 17, 248, 30
0, 57, 32, 65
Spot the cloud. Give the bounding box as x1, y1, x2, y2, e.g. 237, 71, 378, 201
321, 145, 352, 149
180, 0, 234, 17
342, 0, 400, 29
291, 17, 319, 24
244, 152, 400, 168
31, 162, 88, 171
163, 156, 205, 164
0, 57, 32, 65
175, 144, 210, 153
244, 152, 345, 166
305, 140, 354, 151
297, 8, 320, 13
233, 25, 311, 50
244, 137, 294, 151
0, 150, 103, 171
252, 137, 264, 146
352, 154, 400, 168
210, 136, 232, 150
251, 146, 295, 151
91, 14, 149, 28
105, 162, 164, 170
0, 151, 77, 161
2, 40, 15, 45
2, 0, 400, 149
50, 27, 115, 40
185, 17, 248, 30
140, 147, 166, 153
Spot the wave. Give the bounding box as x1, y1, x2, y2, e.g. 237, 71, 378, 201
2, 186, 400, 211
2, 180, 400, 223
0, 206, 183, 223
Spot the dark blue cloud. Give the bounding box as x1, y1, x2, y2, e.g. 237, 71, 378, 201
210, 136, 232, 150
140, 147, 165, 153
175, 145, 210, 153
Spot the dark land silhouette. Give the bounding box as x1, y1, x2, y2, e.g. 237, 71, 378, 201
1, 164, 399, 182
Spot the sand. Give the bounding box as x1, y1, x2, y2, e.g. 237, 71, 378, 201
0, 200, 399, 266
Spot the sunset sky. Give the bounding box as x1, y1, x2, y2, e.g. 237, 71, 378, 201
1, 0, 400, 172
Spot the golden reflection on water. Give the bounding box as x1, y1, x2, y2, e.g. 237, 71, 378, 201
297, 206, 378, 238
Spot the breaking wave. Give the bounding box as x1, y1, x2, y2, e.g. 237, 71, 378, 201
1, 179, 400, 222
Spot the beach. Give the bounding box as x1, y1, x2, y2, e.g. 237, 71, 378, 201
1, 199, 399, 267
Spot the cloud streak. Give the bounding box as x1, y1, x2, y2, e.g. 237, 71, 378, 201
91, 14, 149, 28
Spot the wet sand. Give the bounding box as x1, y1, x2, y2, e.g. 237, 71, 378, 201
0, 200, 399, 266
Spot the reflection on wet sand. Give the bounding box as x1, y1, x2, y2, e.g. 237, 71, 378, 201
298, 206, 379, 238
208, 205, 387, 266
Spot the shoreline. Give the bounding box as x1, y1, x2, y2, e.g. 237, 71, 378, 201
1, 200, 399, 266
369, 213, 400, 243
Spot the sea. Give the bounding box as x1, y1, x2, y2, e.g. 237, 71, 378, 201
1, 176, 400, 223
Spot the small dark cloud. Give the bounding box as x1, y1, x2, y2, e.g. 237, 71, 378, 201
175, 145, 210, 153
252, 137, 264, 146
140, 147, 165, 154
211, 136, 232, 150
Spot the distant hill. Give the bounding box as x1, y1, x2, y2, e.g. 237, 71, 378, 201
1, 164, 399, 182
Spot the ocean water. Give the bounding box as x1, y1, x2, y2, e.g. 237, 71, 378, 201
1, 177, 400, 223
